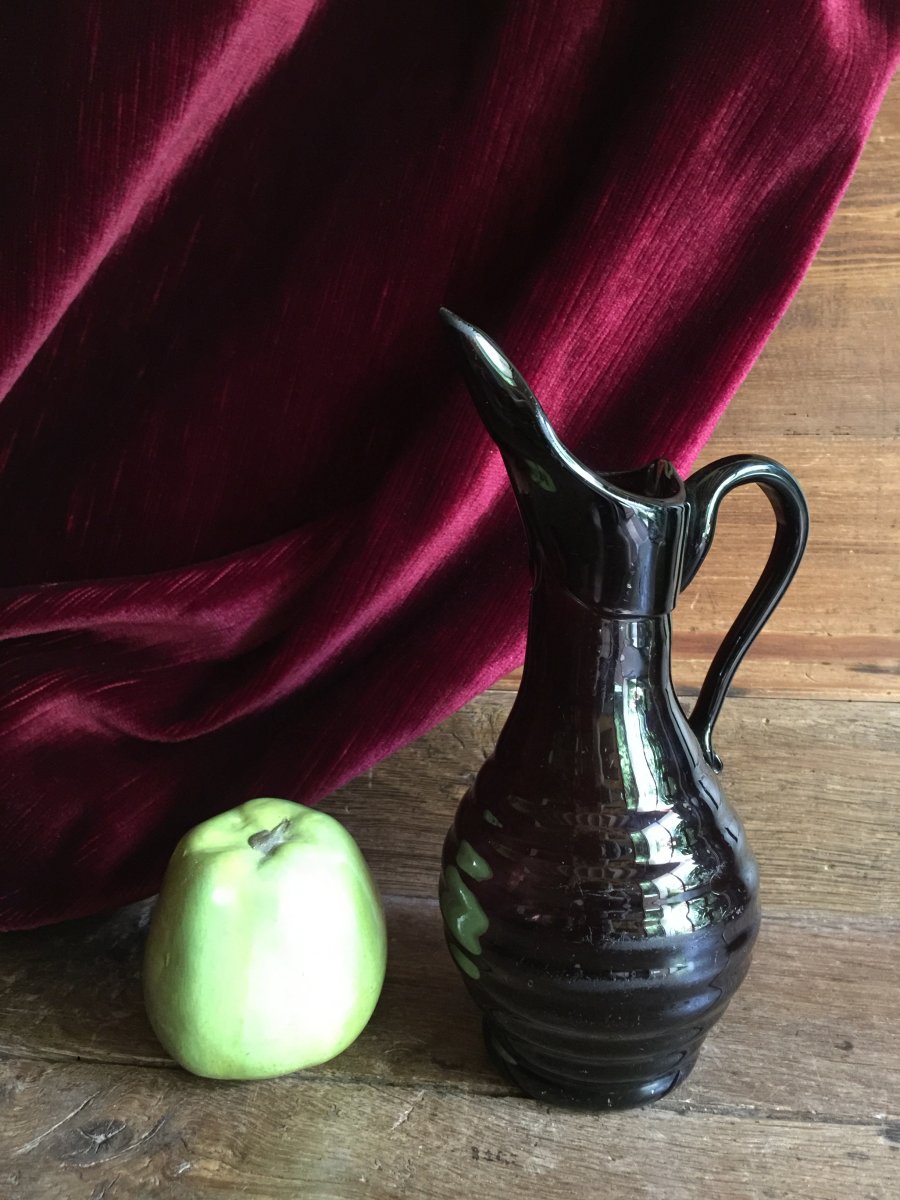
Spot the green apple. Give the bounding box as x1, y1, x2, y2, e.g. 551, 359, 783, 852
143, 797, 386, 1080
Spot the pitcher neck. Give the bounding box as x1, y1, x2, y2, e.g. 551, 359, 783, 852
519, 577, 675, 704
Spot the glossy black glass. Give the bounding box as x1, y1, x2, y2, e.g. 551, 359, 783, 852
437, 309, 809, 1110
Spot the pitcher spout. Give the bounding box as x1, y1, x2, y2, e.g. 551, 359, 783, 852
439, 308, 688, 615
439, 308, 586, 494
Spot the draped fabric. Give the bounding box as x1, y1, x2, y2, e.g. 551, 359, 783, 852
1, 2, 897, 929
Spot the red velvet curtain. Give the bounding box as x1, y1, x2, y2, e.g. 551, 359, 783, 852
1, 2, 897, 928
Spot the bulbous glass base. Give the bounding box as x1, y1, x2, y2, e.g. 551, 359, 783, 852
483, 1016, 700, 1111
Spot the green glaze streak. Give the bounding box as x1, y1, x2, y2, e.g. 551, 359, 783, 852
440, 865, 489, 956
449, 941, 481, 980
483, 809, 502, 827
455, 839, 493, 882
526, 460, 557, 492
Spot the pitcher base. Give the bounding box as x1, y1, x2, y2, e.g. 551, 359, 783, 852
483, 1017, 699, 1112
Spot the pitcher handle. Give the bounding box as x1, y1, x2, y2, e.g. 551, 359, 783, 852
681, 455, 809, 772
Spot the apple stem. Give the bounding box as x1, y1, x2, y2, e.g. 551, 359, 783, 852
248, 818, 292, 857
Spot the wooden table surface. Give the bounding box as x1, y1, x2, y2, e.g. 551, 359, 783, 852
2, 81, 898, 1200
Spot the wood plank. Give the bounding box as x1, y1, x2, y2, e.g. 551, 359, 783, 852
672, 436, 900, 696
2, 1056, 898, 1200
2, 894, 898, 1125
498, 628, 900, 700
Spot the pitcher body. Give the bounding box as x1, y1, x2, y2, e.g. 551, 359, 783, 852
438, 309, 808, 1109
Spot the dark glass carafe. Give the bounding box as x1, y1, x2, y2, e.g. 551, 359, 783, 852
438, 309, 809, 1110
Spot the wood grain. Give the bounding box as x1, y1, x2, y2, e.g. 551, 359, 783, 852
2, 1054, 899, 1200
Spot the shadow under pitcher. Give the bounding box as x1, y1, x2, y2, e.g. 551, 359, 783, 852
437, 309, 809, 1111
